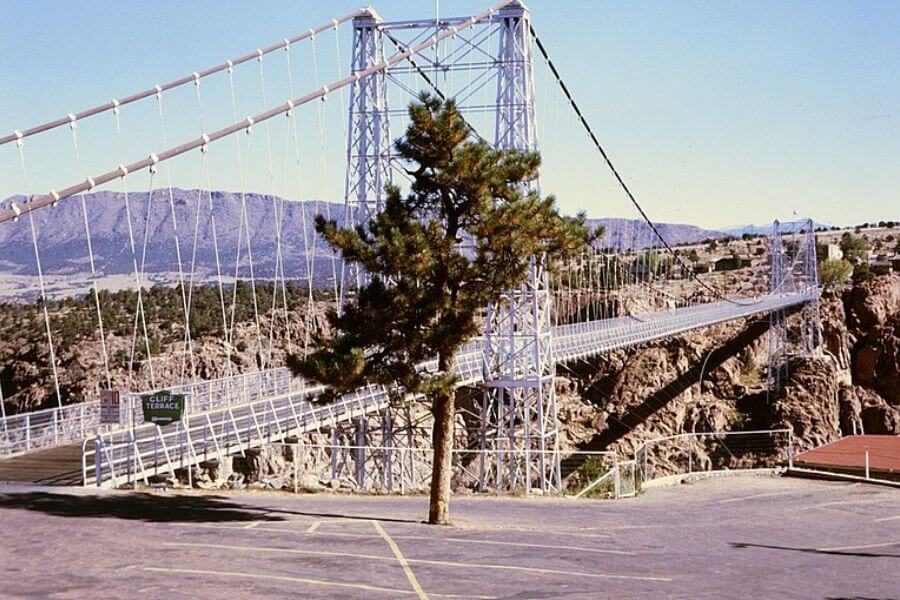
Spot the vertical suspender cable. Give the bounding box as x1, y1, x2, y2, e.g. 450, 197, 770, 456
310, 32, 340, 303
256, 49, 292, 360
226, 64, 265, 369
156, 90, 196, 383
284, 43, 316, 357
17, 139, 63, 409
69, 118, 112, 388
112, 104, 154, 388
194, 75, 232, 375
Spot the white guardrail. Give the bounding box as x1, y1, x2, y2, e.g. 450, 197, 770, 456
0, 290, 812, 486
83, 347, 489, 488
633, 429, 794, 489
0, 368, 304, 457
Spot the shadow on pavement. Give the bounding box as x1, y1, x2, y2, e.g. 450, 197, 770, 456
264, 508, 421, 524
0, 492, 286, 523
730, 541, 900, 559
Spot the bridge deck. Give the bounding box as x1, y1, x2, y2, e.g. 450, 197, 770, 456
0, 444, 84, 485
0, 290, 814, 486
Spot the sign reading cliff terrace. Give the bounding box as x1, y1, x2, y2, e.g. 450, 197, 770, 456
141, 391, 185, 426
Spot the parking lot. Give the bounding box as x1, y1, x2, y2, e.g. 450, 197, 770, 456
0, 475, 896, 599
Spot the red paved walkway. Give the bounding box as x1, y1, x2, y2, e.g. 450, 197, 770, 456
795, 435, 900, 474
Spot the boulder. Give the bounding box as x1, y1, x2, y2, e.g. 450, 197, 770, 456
299, 473, 320, 492
769, 356, 841, 452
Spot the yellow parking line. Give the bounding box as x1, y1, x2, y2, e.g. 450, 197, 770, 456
162, 541, 672, 582
817, 540, 900, 552
142, 566, 415, 596
165, 522, 630, 554
386, 534, 634, 556
717, 491, 796, 504
801, 498, 895, 510
372, 520, 429, 599
873, 515, 900, 523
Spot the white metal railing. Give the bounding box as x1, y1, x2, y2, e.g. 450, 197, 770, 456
633, 429, 793, 489
83, 382, 392, 487
552, 292, 812, 364
11, 290, 812, 465
0, 367, 304, 457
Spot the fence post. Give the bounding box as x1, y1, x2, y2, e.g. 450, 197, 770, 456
613, 455, 621, 499
94, 438, 103, 487
185, 417, 193, 489
25, 415, 31, 451
294, 444, 299, 494
643, 446, 648, 482
788, 431, 794, 469
688, 436, 694, 474
865, 449, 870, 480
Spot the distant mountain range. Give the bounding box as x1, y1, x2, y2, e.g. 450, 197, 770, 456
0, 189, 735, 280
721, 222, 834, 237
586, 218, 727, 250
0, 190, 344, 282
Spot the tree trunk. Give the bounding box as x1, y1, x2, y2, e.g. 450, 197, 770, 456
428, 352, 456, 525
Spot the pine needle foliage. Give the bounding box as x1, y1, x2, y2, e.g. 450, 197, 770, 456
287, 93, 593, 522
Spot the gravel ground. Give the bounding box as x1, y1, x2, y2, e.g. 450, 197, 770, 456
0, 475, 896, 599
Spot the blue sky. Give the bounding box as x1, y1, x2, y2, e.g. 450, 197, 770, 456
1, 0, 898, 229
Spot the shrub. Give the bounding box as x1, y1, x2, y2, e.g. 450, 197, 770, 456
819, 259, 853, 290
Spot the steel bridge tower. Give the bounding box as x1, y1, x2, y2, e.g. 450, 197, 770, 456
767, 218, 822, 399
340, 7, 392, 307
336, 1, 560, 493
479, 1, 561, 494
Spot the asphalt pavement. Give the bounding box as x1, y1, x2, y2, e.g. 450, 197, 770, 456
0, 475, 896, 599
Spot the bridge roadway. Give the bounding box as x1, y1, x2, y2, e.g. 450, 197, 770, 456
76, 291, 811, 487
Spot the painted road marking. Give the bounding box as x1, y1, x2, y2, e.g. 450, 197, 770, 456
801, 498, 895, 510
717, 491, 797, 504
387, 534, 635, 556
372, 520, 429, 599
817, 540, 900, 552
167, 521, 633, 554
162, 541, 673, 582
141, 567, 481, 598
873, 515, 900, 523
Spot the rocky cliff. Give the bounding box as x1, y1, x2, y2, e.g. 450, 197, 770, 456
554, 273, 900, 465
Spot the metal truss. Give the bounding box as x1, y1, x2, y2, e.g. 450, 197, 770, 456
340, 8, 392, 305
321, 404, 432, 492
767, 218, 822, 399
478, 2, 561, 494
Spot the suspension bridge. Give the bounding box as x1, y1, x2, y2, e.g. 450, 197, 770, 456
0, 2, 821, 492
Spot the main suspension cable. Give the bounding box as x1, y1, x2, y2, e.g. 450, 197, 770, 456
529, 25, 758, 307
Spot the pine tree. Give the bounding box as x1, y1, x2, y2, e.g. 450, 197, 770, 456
288, 94, 592, 524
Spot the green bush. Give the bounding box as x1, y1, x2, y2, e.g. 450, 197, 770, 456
819, 259, 853, 290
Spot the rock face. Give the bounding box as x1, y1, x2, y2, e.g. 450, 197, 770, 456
768, 356, 841, 452
554, 273, 900, 468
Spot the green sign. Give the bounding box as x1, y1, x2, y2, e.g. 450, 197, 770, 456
141, 391, 185, 426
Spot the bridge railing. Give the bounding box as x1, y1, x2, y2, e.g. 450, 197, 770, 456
12, 291, 815, 462
0, 402, 96, 456
83, 382, 395, 487
1, 367, 306, 457
633, 429, 793, 490
282, 446, 620, 497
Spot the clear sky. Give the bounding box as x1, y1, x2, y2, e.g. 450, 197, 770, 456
1, 0, 898, 229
